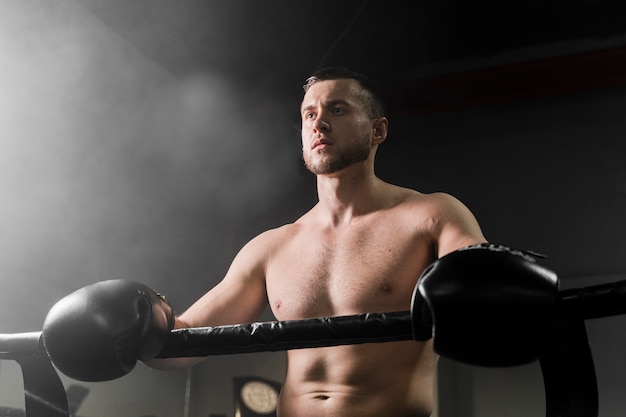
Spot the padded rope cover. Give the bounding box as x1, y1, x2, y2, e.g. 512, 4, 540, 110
558, 280, 626, 321
540, 319, 598, 417
157, 311, 414, 358
0, 332, 70, 417
539, 280, 626, 417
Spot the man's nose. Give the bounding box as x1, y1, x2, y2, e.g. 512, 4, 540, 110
312, 113, 330, 133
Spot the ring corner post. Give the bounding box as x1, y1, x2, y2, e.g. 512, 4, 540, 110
539, 319, 598, 417
2, 332, 71, 417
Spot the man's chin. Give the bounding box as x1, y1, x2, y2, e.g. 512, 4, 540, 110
303, 151, 368, 176
304, 155, 334, 175
304, 160, 349, 176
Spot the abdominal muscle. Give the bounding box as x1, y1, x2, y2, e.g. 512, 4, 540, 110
276, 340, 437, 417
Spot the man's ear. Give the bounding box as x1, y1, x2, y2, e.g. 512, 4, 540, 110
372, 117, 389, 145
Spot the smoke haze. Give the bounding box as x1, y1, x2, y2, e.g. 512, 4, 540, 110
0, 0, 307, 331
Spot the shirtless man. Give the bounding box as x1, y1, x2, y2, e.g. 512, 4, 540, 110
151, 68, 487, 417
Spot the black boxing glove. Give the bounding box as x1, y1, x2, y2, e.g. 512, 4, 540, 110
42, 280, 174, 382
411, 243, 558, 367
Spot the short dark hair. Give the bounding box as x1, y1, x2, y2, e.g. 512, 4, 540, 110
303, 67, 386, 119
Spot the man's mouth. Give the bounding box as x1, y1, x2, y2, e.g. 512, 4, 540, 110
312, 138, 331, 149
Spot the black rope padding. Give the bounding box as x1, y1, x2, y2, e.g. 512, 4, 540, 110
540, 319, 598, 417
156, 311, 414, 358
557, 280, 626, 321
0, 331, 42, 360
0, 332, 70, 417
20, 355, 71, 417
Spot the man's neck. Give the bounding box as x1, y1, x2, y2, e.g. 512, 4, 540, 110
315, 166, 385, 227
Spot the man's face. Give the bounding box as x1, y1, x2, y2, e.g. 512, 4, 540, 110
300, 79, 375, 175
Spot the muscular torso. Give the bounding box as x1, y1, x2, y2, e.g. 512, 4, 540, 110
264, 193, 439, 417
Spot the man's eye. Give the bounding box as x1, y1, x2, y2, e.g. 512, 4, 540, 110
332, 107, 344, 114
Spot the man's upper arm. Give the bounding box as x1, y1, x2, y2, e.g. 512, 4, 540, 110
429, 193, 487, 258
176, 231, 273, 329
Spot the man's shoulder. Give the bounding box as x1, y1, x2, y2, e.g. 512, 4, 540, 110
251, 221, 305, 245
392, 187, 460, 210
415, 191, 463, 205
235, 223, 301, 264
249, 204, 324, 246
391, 189, 474, 228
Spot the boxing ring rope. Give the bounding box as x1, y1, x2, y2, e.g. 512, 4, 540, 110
157, 311, 414, 357
0, 332, 70, 417
1, 280, 626, 417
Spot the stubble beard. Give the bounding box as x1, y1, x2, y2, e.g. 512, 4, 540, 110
303, 133, 372, 175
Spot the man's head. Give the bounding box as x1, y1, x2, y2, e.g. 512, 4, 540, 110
303, 67, 386, 119
300, 68, 388, 176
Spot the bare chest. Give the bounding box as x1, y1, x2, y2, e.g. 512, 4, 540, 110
266, 219, 433, 320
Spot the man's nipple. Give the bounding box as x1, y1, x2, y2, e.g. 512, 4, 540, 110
376, 282, 393, 295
